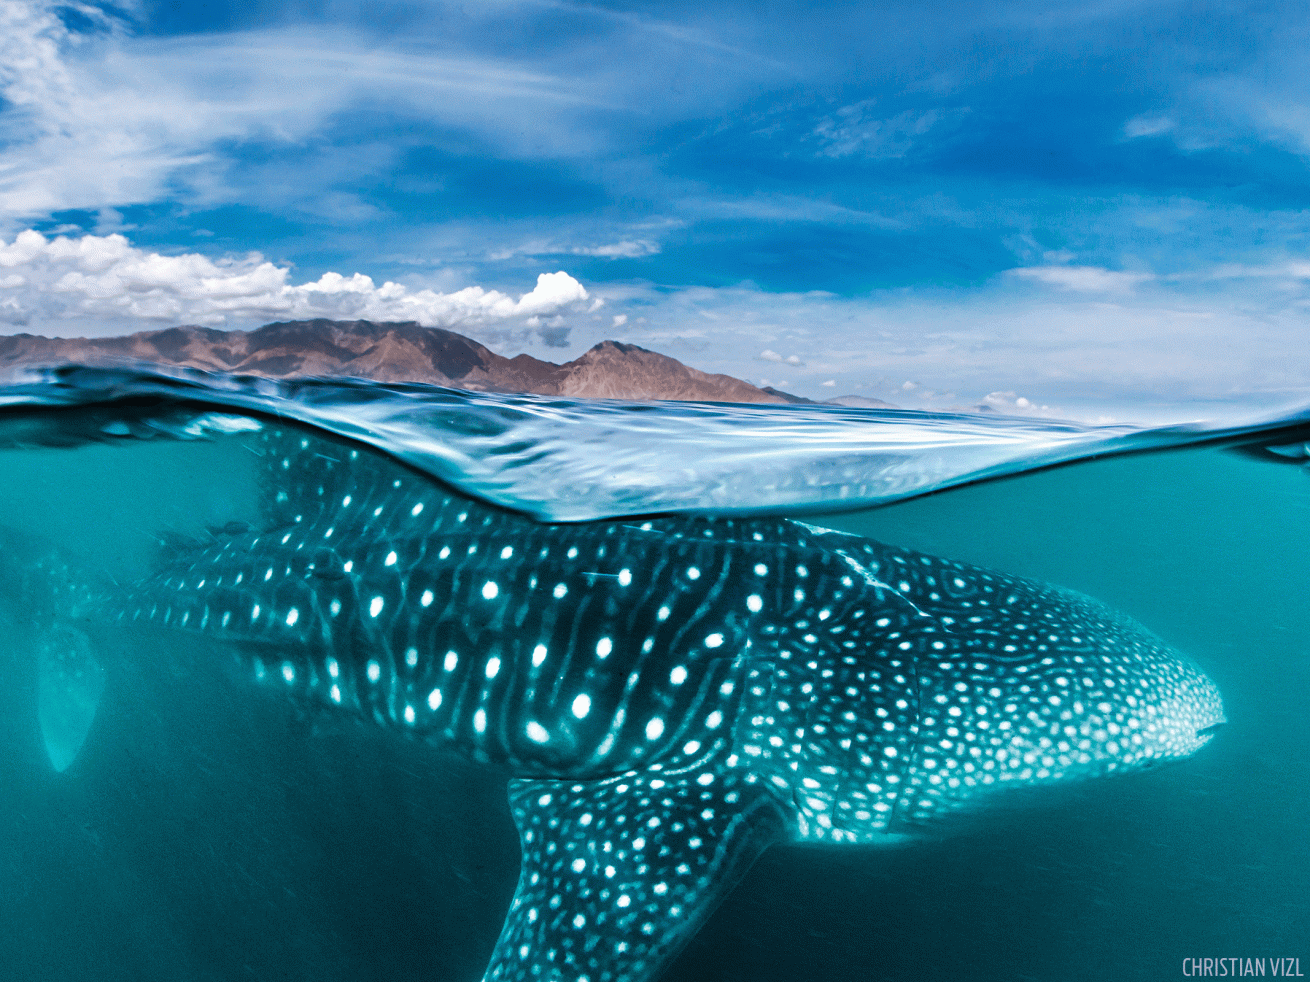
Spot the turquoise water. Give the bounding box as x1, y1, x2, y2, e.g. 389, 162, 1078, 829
0, 372, 1306, 981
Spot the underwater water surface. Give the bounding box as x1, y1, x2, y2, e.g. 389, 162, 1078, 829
0, 368, 1306, 982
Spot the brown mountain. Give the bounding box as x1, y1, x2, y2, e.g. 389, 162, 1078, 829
0, 319, 791, 404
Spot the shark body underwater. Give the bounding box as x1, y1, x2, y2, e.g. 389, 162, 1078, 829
11, 422, 1225, 982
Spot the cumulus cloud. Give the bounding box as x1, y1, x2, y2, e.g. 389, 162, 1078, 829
0, 230, 589, 336
1008, 265, 1155, 292
753, 350, 805, 366
981, 391, 1035, 411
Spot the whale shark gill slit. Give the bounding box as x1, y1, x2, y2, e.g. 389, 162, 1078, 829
8, 420, 1225, 982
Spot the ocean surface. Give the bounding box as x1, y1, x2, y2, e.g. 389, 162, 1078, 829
0, 364, 1306, 982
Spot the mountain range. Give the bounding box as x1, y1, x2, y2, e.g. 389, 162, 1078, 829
0, 319, 897, 407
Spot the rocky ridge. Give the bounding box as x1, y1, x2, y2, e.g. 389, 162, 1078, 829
0, 319, 896, 407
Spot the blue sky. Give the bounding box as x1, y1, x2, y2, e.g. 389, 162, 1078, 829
2, 0, 1309, 419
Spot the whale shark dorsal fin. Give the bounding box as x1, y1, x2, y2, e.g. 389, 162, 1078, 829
37, 624, 105, 773
487, 768, 788, 982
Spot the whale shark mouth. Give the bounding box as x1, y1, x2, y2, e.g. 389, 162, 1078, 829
1196, 721, 1227, 739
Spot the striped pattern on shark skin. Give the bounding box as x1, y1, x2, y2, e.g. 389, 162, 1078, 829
90, 422, 1223, 982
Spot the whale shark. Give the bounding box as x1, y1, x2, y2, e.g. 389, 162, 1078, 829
8, 420, 1225, 982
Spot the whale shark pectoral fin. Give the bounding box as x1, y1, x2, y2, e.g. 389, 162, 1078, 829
486, 768, 789, 982
37, 624, 105, 773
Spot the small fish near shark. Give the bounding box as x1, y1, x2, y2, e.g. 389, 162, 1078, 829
4, 421, 1225, 982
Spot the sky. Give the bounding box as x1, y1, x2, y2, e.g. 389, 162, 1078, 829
2, 0, 1310, 421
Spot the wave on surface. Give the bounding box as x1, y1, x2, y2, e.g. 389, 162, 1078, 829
0, 363, 1307, 522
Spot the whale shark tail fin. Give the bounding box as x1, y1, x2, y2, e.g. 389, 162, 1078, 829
37, 623, 105, 772
0, 527, 108, 773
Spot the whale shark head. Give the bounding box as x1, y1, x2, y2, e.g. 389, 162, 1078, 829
888, 621, 1225, 828
737, 536, 1226, 840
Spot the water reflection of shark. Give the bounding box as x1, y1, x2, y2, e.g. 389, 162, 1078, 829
13, 422, 1224, 982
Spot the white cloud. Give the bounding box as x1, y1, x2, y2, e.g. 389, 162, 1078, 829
1201, 260, 1310, 281
492, 238, 663, 262
564, 274, 1310, 421
812, 101, 964, 159
1008, 265, 1155, 292
0, 229, 589, 336
981, 391, 1044, 413
572, 240, 661, 259
821, 379, 835, 387
0, 0, 796, 225
0, 2, 611, 219
612, 314, 627, 327
1123, 115, 1175, 139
